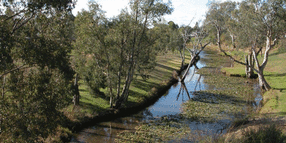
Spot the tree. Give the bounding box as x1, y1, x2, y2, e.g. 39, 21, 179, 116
73, 0, 173, 109
207, 0, 286, 90
168, 21, 179, 30
205, 1, 237, 50
245, 0, 286, 90
114, 0, 173, 108
0, 1, 75, 141
176, 25, 210, 100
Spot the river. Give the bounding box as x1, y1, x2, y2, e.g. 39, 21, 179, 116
71, 51, 262, 142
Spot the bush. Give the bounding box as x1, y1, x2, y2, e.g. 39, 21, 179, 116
240, 124, 286, 143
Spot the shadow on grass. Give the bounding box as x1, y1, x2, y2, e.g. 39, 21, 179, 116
132, 79, 159, 93
260, 112, 286, 117
265, 73, 286, 77
156, 63, 177, 72
79, 99, 106, 113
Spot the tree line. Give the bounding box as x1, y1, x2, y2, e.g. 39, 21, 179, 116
204, 0, 286, 90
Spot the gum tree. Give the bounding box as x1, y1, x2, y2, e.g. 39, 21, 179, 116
205, 1, 237, 51
206, 0, 286, 90
73, 0, 173, 108
0, 0, 75, 141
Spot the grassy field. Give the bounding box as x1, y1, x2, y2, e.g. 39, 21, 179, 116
259, 51, 286, 116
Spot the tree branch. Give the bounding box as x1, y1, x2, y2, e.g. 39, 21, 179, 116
0, 65, 29, 79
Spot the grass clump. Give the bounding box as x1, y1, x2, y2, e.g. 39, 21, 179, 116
237, 124, 286, 143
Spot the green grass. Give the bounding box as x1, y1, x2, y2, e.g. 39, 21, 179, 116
222, 64, 246, 77
259, 52, 286, 116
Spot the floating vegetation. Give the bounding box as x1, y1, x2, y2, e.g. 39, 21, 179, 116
181, 51, 257, 123
115, 116, 191, 142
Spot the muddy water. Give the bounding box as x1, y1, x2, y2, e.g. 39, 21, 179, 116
71, 51, 262, 143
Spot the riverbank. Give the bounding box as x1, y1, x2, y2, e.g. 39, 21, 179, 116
48, 51, 191, 142
215, 46, 286, 142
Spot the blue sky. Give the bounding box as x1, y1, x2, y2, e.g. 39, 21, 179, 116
72, 0, 242, 26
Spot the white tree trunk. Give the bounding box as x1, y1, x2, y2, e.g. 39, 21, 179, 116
257, 71, 271, 90
252, 34, 273, 90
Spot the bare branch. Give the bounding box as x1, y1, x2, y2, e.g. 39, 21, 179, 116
11, 13, 35, 34
181, 42, 210, 82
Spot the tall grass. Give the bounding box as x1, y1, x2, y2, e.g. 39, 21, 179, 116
236, 124, 286, 143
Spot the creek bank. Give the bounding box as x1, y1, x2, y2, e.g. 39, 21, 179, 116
63, 62, 190, 142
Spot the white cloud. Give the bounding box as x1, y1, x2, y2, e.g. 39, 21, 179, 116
72, 0, 89, 16
97, 0, 129, 17
72, 0, 129, 17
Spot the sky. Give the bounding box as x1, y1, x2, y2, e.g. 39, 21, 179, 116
72, 0, 241, 27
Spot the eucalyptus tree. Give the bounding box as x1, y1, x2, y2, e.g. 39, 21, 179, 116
224, 3, 239, 49
73, 3, 108, 97
205, 1, 237, 50
114, 0, 173, 108
233, 1, 265, 78
217, 0, 286, 90
178, 25, 193, 70
241, 0, 286, 90
73, 0, 173, 108
0, 0, 75, 141
176, 25, 210, 100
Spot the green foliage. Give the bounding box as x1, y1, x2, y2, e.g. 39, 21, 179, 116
1, 69, 71, 142
1, 0, 75, 11
0, 2, 75, 141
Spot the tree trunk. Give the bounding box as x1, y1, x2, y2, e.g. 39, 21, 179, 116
114, 65, 134, 109
245, 54, 255, 78
179, 45, 185, 70
257, 70, 271, 90
217, 28, 221, 50
230, 34, 236, 49
252, 38, 272, 91
73, 73, 80, 106
181, 42, 209, 82
116, 47, 124, 100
